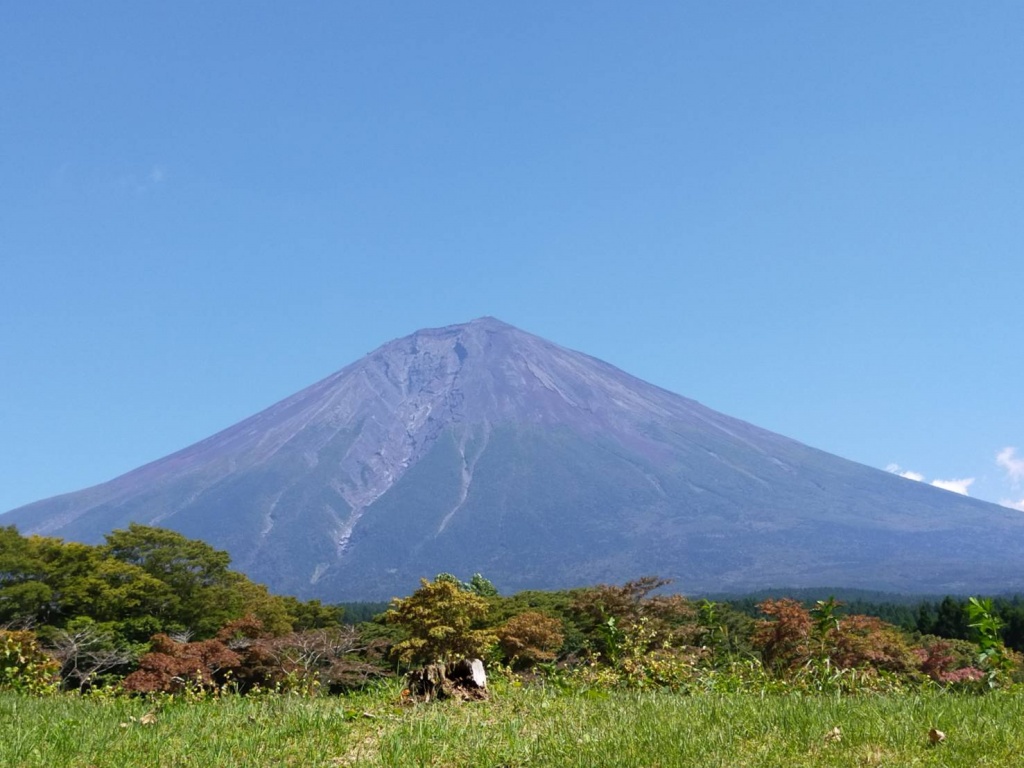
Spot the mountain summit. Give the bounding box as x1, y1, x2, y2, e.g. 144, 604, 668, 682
5, 318, 1024, 599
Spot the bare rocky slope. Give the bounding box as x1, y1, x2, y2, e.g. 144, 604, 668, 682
5, 317, 1024, 600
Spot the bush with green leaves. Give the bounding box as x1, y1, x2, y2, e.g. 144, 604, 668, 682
569, 577, 696, 663
0, 629, 59, 694
0, 523, 345, 666
384, 576, 498, 665
967, 596, 1020, 686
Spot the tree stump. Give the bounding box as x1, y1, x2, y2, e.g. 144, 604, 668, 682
405, 658, 488, 702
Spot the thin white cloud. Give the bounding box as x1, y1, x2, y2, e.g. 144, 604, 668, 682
888, 463, 974, 495
931, 477, 974, 496
997, 447, 1024, 484
1001, 498, 1024, 512
886, 464, 924, 482
113, 164, 166, 193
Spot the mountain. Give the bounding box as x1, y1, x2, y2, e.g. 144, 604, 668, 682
5, 317, 1024, 600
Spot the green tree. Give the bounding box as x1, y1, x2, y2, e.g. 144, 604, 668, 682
932, 597, 970, 640
465, 573, 499, 597
0, 526, 52, 625
384, 577, 497, 665
222, 574, 295, 636
1, 529, 175, 636
103, 524, 236, 636
435, 572, 499, 597
809, 596, 841, 658
279, 597, 346, 630
30, 538, 176, 628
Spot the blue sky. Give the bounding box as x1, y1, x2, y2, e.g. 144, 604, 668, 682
2, 3, 1023, 514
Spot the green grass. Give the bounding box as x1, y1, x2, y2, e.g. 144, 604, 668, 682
3, 683, 1024, 767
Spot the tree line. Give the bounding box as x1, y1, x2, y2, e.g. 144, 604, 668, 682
2, 524, 1021, 695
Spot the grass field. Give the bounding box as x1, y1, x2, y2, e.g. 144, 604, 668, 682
3, 683, 1024, 767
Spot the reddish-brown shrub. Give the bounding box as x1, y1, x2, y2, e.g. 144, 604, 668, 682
753, 600, 921, 676
497, 612, 565, 668
123, 618, 387, 695
830, 615, 919, 673
570, 577, 697, 659
216, 614, 268, 645
916, 636, 987, 684
751, 599, 812, 672
939, 666, 985, 684
122, 634, 241, 693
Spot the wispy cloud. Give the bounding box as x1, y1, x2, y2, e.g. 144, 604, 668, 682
114, 164, 167, 193
902, 470, 925, 482
887, 464, 973, 495
886, 464, 924, 482
930, 477, 974, 496
997, 447, 1024, 485
888, 446, 1024, 505
51, 163, 168, 196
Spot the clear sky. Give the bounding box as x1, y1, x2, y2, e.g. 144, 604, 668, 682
2, 3, 1022, 515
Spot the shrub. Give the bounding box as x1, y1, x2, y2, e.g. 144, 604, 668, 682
916, 636, 982, 684
967, 596, 1018, 685
830, 615, 920, 674
497, 611, 565, 668
752, 599, 812, 673
688, 600, 756, 668
263, 627, 388, 693
570, 577, 696, 663
46, 621, 136, 690
0, 630, 59, 694
612, 617, 700, 689
121, 633, 241, 694
753, 599, 922, 680
384, 577, 497, 665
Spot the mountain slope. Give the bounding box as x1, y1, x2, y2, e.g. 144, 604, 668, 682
5, 317, 1024, 600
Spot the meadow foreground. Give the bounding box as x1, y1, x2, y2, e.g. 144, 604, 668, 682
4, 683, 1024, 767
